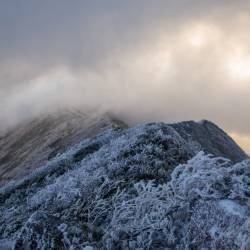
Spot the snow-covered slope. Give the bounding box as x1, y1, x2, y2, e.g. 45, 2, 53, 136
0, 112, 247, 187
0, 121, 249, 249
0, 110, 127, 186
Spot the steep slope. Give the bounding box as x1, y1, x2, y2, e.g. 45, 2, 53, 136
0, 115, 247, 187
0, 110, 127, 186
170, 120, 247, 163
0, 112, 247, 188
0, 122, 249, 249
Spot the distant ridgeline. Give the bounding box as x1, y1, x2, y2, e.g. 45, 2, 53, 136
0, 110, 128, 186
0, 110, 249, 249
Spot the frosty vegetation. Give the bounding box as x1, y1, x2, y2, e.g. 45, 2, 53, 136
0, 123, 249, 249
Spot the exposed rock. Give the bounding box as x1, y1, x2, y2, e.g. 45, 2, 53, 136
170, 120, 248, 163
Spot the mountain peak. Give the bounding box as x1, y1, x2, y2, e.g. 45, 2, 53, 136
0, 118, 249, 249
170, 120, 247, 162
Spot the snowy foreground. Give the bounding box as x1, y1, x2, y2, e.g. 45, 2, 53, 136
0, 123, 250, 249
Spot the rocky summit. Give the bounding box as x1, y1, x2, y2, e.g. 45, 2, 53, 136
0, 114, 249, 249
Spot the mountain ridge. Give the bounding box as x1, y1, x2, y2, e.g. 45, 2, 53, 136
169, 119, 247, 162
0, 120, 249, 249
0, 110, 127, 186
0, 110, 247, 186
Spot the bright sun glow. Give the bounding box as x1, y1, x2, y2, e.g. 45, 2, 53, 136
188, 30, 206, 48
185, 25, 208, 48
182, 22, 221, 49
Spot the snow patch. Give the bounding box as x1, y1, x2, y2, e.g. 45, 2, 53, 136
218, 199, 245, 217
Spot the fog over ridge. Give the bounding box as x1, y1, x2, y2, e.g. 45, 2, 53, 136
1, 1, 250, 153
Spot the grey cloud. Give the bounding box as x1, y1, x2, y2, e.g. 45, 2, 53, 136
1, 1, 250, 152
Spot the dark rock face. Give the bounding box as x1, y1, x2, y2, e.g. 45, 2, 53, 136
170, 120, 248, 163
0, 110, 127, 186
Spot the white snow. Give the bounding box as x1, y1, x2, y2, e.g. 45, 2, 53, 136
218, 199, 245, 217
83, 247, 94, 250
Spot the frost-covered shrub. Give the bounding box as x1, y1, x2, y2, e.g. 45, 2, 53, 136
26, 124, 192, 212
28, 170, 102, 210
104, 181, 177, 249
103, 152, 250, 249
83, 123, 192, 183
170, 152, 232, 201
1, 123, 250, 249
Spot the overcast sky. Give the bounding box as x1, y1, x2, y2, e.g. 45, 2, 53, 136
1, 1, 250, 153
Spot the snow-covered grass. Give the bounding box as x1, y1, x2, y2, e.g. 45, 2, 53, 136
0, 123, 250, 249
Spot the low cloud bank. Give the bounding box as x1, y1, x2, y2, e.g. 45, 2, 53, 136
1, 1, 250, 153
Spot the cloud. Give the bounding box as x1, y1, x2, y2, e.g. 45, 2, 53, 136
1, 1, 250, 152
